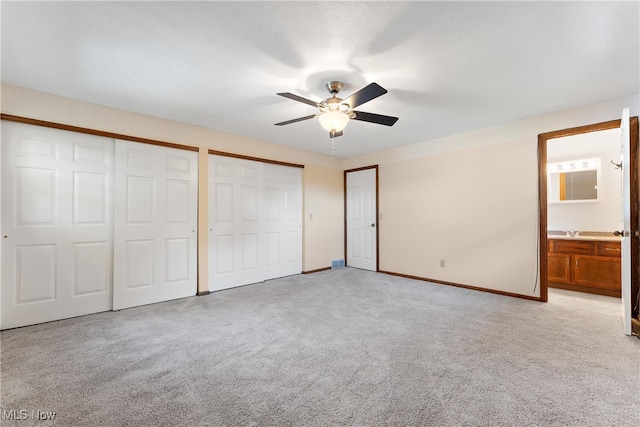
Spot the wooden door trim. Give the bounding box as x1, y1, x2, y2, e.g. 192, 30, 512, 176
1, 114, 199, 152
344, 165, 379, 272
538, 117, 639, 315
208, 149, 304, 168
0, 115, 309, 168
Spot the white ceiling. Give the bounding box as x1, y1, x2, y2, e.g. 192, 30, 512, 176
2, 1, 638, 158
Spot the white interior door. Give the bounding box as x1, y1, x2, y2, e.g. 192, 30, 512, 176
1, 122, 113, 329
208, 155, 302, 291
209, 155, 263, 290
113, 140, 198, 310
346, 168, 377, 271
263, 163, 302, 280
620, 108, 632, 335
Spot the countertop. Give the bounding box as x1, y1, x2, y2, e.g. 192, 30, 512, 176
547, 231, 622, 242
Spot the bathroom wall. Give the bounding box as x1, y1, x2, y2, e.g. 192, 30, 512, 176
547, 128, 622, 232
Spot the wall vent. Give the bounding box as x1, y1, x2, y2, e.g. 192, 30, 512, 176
331, 259, 345, 269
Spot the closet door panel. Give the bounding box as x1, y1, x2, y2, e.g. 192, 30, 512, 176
209, 156, 263, 291
209, 156, 302, 291
1, 122, 113, 330
113, 140, 197, 310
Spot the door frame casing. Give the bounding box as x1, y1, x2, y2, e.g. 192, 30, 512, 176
344, 165, 379, 271
538, 117, 639, 314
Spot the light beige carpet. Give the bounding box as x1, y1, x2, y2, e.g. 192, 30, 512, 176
1, 268, 638, 426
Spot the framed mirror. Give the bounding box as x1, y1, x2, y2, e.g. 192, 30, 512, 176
548, 158, 600, 203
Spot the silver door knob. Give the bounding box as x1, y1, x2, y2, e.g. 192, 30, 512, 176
371, 223, 375, 228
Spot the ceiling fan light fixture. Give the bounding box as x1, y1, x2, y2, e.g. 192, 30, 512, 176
275, 81, 398, 139
318, 111, 350, 132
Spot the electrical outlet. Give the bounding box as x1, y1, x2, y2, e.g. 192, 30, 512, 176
440, 259, 445, 267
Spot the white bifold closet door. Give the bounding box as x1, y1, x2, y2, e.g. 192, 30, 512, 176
113, 140, 198, 310
209, 155, 302, 291
1, 122, 114, 330
1, 123, 199, 329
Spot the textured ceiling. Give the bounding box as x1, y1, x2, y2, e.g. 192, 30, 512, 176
2, 1, 638, 158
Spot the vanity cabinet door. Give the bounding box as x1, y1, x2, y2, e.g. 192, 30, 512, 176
574, 255, 621, 290
548, 253, 572, 284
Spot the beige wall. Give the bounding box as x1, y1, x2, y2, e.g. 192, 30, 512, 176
3, 83, 638, 298
1, 84, 342, 169
1, 84, 345, 292
345, 93, 639, 297
378, 139, 539, 295
303, 165, 345, 271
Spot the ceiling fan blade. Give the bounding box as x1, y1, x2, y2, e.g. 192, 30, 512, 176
330, 130, 343, 138
352, 111, 398, 126
343, 83, 387, 109
277, 92, 319, 107
274, 115, 316, 126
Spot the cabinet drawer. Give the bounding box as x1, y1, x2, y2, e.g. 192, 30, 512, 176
551, 239, 595, 255
597, 242, 621, 258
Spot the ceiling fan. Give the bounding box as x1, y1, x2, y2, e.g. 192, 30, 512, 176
275, 81, 398, 138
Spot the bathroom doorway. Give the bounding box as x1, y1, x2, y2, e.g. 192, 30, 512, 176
538, 116, 639, 334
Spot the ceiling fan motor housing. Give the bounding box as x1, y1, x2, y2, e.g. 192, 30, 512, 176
321, 82, 353, 115
320, 97, 351, 113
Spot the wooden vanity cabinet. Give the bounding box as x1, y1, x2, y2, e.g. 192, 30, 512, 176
547, 239, 621, 297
